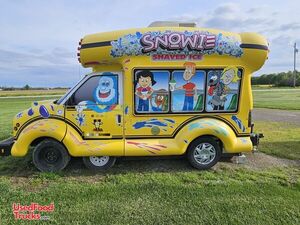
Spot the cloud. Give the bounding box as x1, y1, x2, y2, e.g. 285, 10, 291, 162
0, 48, 90, 87
0, 0, 300, 87
278, 23, 300, 31
214, 3, 239, 15
0, 48, 75, 70
171, 2, 300, 75
0, 64, 90, 87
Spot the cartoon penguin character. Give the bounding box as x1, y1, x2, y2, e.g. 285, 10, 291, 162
207, 71, 227, 110
78, 73, 118, 113
94, 76, 118, 105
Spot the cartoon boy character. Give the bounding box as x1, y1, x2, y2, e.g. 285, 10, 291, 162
135, 70, 156, 111
177, 62, 197, 111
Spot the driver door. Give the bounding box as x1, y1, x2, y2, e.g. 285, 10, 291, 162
65, 72, 124, 155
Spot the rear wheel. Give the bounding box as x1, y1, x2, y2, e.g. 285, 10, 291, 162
82, 156, 116, 171
187, 137, 221, 170
32, 139, 71, 172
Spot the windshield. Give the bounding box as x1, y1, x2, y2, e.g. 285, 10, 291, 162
56, 75, 88, 104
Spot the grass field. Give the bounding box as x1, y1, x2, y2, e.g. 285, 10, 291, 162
256, 122, 300, 160
0, 97, 57, 140
0, 164, 299, 224
1, 87, 300, 110
0, 96, 299, 224
252, 85, 300, 89
253, 88, 300, 110
0, 89, 67, 97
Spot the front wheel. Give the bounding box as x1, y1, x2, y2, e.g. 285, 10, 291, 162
32, 139, 71, 172
82, 156, 116, 171
187, 137, 221, 170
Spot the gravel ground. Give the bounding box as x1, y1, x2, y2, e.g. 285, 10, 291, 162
253, 108, 300, 125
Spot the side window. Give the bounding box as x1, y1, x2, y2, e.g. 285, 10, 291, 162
133, 67, 241, 114
206, 68, 241, 112
171, 66, 205, 112
134, 70, 169, 113
71, 74, 119, 106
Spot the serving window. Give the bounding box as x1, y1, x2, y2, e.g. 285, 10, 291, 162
205, 68, 241, 112
134, 70, 170, 113
171, 70, 205, 112
133, 67, 242, 114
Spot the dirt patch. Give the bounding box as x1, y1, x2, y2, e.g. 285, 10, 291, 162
253, 108, 300, 125
3, 153, 299, 186
228, 152, 300, 170
9, 176, 51, 192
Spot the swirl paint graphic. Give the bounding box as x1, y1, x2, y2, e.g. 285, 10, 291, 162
27, 108, 34, 116
231, 115, 246, 132
39, 105, 50, 118
127, 141, 167, 154
133, 118, 175, 130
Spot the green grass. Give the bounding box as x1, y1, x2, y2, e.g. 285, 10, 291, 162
252, 85, 300, 89
0, 97, 57, 140
0, 89, 66, 97
255, 122, 300, 160
0, 162, 299, 224
253, 88, 300, 110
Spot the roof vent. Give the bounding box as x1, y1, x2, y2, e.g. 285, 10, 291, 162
148, 21, 196, 28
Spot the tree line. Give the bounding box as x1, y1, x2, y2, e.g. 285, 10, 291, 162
1, 72, 299, 89
251, 71, 300, 86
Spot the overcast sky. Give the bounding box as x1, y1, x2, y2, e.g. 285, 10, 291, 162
0, 0, 299, 87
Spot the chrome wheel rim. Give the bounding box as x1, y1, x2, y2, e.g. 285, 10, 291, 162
89, 156, 109, 167
193, 143, 216, 165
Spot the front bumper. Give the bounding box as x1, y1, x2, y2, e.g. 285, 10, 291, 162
0, 137, 14, 156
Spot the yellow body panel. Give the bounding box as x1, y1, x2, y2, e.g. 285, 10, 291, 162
11, 119, 66, 157
10, 26, 268, 158
63, 125, 124, 156
125, 118, 252, 156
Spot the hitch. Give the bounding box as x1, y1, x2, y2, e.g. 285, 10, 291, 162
250, 133, 264, 151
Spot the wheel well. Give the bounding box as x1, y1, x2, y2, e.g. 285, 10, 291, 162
30, 137, 62, 147
186, 135, 224, 154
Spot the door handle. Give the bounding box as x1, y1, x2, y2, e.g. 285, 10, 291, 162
116, 114, 122, 126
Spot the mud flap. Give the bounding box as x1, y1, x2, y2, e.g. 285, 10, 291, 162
0, 137, 14, 156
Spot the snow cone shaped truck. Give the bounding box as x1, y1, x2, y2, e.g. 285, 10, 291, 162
0, 22, 268, 172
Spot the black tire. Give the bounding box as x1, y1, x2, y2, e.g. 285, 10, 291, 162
82, 156, 116, 171
32, 139, 71, 172
187, 137, 221, 170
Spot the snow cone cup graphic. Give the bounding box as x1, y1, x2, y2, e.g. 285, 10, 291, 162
169, 78, 176, 91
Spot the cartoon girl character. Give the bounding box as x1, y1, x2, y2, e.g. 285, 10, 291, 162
135, 70, 156, 112
177, 62, 197, 111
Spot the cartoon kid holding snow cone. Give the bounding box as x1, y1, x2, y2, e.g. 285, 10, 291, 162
135, 70, 156, 112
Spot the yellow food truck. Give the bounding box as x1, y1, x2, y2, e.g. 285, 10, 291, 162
0, 22, 268, 172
